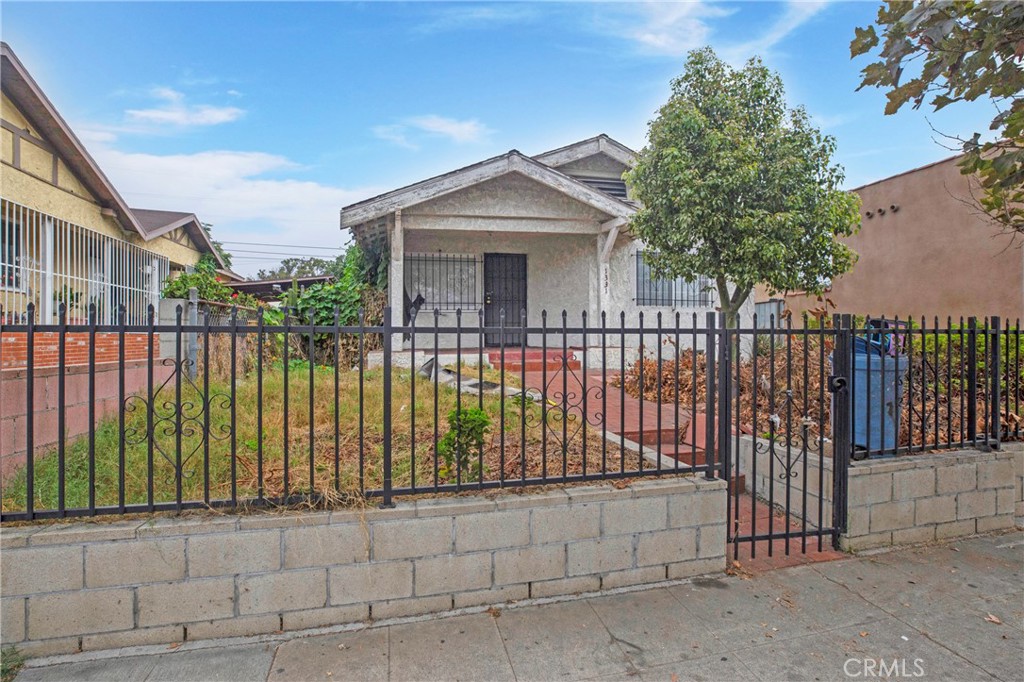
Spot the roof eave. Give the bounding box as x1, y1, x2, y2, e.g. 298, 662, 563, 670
340, 151, 635, 230
0, 42, 147, 238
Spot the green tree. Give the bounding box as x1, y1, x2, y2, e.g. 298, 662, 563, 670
257, 256, 338, 280
852, 1, 1024, 238
625, 47, 861, 327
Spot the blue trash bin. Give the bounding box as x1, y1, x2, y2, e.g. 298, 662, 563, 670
851, 339, 907, 457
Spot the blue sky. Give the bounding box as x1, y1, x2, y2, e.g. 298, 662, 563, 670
2, 1, 996, 275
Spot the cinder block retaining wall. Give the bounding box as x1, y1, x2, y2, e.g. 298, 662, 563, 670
0, 477, 726, 657
1013, 443, 1024, 522
737, 436, 1018, 551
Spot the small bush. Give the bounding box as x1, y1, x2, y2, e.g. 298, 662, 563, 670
437, 407, 490, 482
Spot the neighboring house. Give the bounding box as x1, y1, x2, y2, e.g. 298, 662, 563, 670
762, 155, 1024, 322
0, 42, 225, 327
226, 274, 335, 302
340, 135, 739, 349
0, 42, 230, 472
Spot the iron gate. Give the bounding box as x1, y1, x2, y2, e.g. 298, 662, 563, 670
720, 318, 852, 555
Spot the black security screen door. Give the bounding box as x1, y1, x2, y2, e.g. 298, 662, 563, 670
483, 253, 527, 346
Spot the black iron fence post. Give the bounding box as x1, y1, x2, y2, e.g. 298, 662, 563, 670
25, 303, 35, 520
831, 313, 853, 549
717, 312, 730, 482
381, 306, 395, 507
704, 311, 717, 479
967, 317, 978, 444
187, 287, 198, 380
990, 316, 1001, 449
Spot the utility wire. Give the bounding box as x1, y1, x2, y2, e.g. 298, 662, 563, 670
220, 241, 345, 251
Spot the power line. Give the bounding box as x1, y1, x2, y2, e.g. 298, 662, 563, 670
221, 241, 345, 251
228, 250, 340, 258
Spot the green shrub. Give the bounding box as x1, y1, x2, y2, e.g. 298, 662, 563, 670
161, 271, 260, 308
437, 407, 489, 482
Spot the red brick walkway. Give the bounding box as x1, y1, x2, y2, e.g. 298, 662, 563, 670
517, 354, 844, 573
727, 495, 846, 573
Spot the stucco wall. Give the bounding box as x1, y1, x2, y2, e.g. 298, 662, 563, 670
555, 154, 629, 179
779, 157, 1024, 320
0, 477, 726, 657
394, 172, 727, 350
404, 229, 597, 348
1, 93, 203, 268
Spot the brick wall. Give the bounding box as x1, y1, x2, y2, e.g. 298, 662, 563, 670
0, 477, 726, 657
738, 436, 1018, 552
0, 332, 158, 370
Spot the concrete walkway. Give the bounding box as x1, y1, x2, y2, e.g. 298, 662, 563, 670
16, 531, 1023, 682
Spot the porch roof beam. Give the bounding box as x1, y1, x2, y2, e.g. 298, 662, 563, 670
600, 221, 622, 264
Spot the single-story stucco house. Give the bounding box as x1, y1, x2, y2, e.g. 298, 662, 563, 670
340, 135, 750, 352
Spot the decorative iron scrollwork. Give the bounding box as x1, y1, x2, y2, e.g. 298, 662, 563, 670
519, 353, 604, 449
124, 357, 233, 483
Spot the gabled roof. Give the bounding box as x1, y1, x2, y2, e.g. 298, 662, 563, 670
2, 42, 224, 265
1, 42, 147, 238
130, 208, 227, 268
533, 134, 636, 169
340, 149, 635, 229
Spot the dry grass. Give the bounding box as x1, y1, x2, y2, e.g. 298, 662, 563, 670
2, 360, 631, 514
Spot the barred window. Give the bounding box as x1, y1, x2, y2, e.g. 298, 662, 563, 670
404, 253, 481, 311
635, 252, 713, 307
1, 212, 22, 290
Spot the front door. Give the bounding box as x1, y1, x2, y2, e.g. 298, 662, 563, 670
483, 253, 526, 346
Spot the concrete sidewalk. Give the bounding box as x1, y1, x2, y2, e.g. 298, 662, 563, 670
16, 531, 1023, 682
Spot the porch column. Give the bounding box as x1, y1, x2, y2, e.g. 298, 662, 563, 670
389, 210, 404, 349
598, 218, 623, 317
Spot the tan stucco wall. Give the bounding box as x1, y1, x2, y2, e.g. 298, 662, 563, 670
1, 93, 204, 268
777, 157, 1023, 321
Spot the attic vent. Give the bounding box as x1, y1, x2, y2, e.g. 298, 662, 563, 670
574, 176, 629, 200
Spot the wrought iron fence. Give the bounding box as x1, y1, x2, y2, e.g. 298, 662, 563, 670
0, 303, 1016, 529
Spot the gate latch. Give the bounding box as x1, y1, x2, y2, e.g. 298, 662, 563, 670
827, 376, 847, 393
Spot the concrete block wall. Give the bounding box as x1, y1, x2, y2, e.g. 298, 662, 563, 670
0, 476, 726, 657
1003, 442, 1023, 522
737, 435, 1017, 551
843, 449, 1016, 550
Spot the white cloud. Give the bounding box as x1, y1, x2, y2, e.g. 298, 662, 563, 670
720, 1, 827, 62
373, 115, 492, 148
612, 2, 735, 56
371, 124, 418, 150
810, 111, 855, 130
84, 140, 382, 276
594, 1, 826, 60
406, 115, 491, 143
125, 86, 245, 127
415, 5, 539, 33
